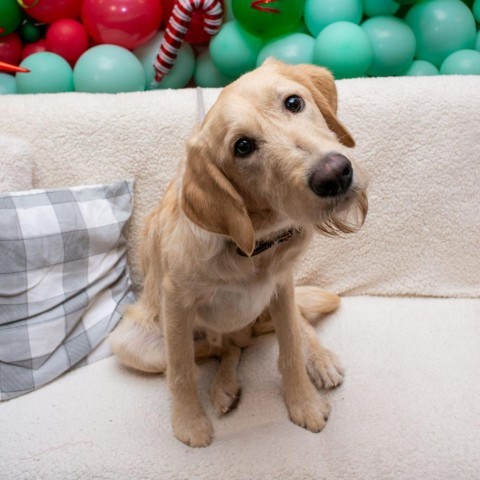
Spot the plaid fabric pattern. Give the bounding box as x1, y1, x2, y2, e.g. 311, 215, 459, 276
0, 180, 136, 400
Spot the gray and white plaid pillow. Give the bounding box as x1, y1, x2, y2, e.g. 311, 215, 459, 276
0, 180, 136, 400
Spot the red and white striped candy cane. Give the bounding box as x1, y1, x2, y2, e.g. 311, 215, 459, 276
152, 0, 223, 84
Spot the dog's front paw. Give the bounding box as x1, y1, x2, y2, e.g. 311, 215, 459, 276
307, 347, 344, 390
210, 374, 242, 415
286, 388, 330, 433
172, 406, 214, 447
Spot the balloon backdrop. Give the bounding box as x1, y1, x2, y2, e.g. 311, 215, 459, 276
194, 50, 235, 87
440, 49, 480, 74
404, 60, 439, 76
0, 33, 23, 66
19, 0, 83, 24
0, 73, 16, 94
0, 0, 22, 36
46, 20, 89, 65
363, 0, 400, 16
257, 33, 314, 67
22, 39, 47, 60
19, 21, 43, 43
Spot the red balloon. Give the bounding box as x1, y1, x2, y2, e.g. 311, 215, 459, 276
81, 0, 163, 50
46, 19, 89, 65
22, 39, 47, 59
19, 0, 82, 24
0, 33, 22, 66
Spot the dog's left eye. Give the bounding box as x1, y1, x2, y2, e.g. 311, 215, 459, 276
285, 95, 305, 113
234, 138, 256, 157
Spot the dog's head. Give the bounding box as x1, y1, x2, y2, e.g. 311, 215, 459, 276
181, 59, 368, 256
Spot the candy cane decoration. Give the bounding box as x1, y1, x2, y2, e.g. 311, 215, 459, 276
152, 0, 223, 85
0, 61, 29, 74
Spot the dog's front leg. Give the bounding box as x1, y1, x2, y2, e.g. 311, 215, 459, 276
271, 273, 330, 432
164, 284, 213, 447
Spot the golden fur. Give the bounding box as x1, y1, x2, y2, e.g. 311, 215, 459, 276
110, 60, 368, 447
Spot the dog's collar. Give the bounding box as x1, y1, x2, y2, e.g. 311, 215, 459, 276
236, 228, 302, 257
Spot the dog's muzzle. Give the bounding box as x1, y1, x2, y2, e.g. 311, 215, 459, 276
308, 153, 353, 198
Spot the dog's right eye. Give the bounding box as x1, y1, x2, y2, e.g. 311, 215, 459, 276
234, 138, 256, 157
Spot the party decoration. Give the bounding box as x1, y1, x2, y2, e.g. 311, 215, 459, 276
363, 0, 400, 16
210, 22, 263, 77
20, 0, 82, 24
362, 16, 416, 76
0, 73, 16, 94
81, 0, 163, 51
476, 31, 480, 51
0, 0, 22, 36
404, 60, 439, 76
19, 20, 43, 43
194, 50, 235, 87
135, 31, 195, 89
440, 49, 480, 74
0, 61, 29, 73
232, 0, 304, 39
74, 45, 145, 93
313, 22, 373, 79
22, 39, 47, 59
16, 52, 73, 93
0, 33, 22, 66
257, 33, 314, 67
405, 0, 476, 67
152, 0, 222, 84
46, 19, 89, 65
304, 0, 362, 37
474, 0, 480, 21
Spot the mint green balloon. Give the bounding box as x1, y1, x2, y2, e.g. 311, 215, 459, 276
134, 32, 195, 90
74, 45, 145, 93
405, 0, 476, 67
404, 60, 439, 76
440, 49, 480, 74
257, 33, 315, 67
16, 53, 73, 94
362, 16, 416, 76
476, 31, 480, 51
304, 0, 363, 37
363, 0, 400, 16
210, 22, 263, 77
0, 74, 16, 94
313, 22, 373, 79
473, 0, 480, 21
194, 50, 236, 88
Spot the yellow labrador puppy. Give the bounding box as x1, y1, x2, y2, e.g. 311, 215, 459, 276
110, 59, 368, 447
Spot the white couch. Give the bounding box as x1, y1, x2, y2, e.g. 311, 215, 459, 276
1, 75, 479, 479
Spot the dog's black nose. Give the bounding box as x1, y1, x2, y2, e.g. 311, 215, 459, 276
308, 153, 353, 198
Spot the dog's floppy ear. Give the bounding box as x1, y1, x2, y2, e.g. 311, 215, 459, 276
292, 64, 355, 148
181, 141, 256, 256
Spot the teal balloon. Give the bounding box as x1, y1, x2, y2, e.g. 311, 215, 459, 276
0, 73, 16, 94
361, 16, 416, 76
210, 22, 263, 77
440, 49, 480, 74
16, 53, 73, 94
134, 32, 195, 90
476, 31, 480, 51
313, 22, 373, 79
224, 0, 234, 21
257, 33, 315, 67
405, 0, 476, 67
194, 50, 236, 88
304, 0, 363, 37
473, 0, 480, 22
404, 60, 439, 76
363, 0, 400, 16
74, 45, 145, 93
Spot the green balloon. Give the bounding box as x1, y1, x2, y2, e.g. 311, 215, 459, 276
257, 33, 315, 67
0, 0, 22, 37
194, 50, 236, 88
74, 45, 145, 93
440, 49, 480, 74
304, 0, 363, 37
473, 0, 480, 21
476, 31, 480, 51
232, 0, 304, 39
16, 53, 74, 94
404, 60, 439, 76
363, 0, 400, 16
361, 16, 416, 76
210, 22, 263, 77
134, 32, 195, 90
405, 0, 476, 67
19, 21, 42, 43
0, 73, 16, 94
313, 22, 373, 79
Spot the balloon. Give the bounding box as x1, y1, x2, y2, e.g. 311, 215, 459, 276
19, 0, 83, 24
440, 49, 480, 74
474, 0, 480, 22
22, 39, 47, 60
403, 60, 439, 76
210, 22, 263, 77
257, 33, 315, 67
361, 16, 416, 76
19, 21, 43, 43
134, 31, 195, 89
194, 50, 236, 87
46, 19, 89, 65
304, 0, 362, 37
81, 0, 163, 50
0, 33, 22, 66
74, 45, 145, 93
405, 0, 476, 67
476, 31, 480, 51
0, 0, 22, 36
16, 52, 74, 93
0, 73, 16, 94
313, 22, 373, 79
232, 0, 304, 39
363, 0, 400, 16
